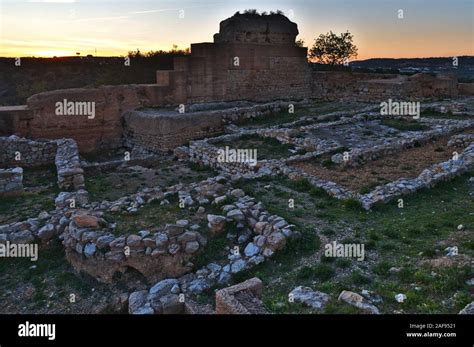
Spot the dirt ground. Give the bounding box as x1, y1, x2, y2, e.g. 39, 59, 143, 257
290, 133, 471, 193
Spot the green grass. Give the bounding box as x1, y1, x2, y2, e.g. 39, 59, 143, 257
85, 161, 217, 202
0, 165, 58, 223
420, 109, 473, 120
213, 134, 300, 160
380, 119, 429, 132
0, 239, 95, 313
237, 109, 304, 128
297, 264, 335, 281
230, 171, 474, 313
103, 193, 213, 235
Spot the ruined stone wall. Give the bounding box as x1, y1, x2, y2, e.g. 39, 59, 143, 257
0, 135, 57, 168
311, 71, 459, 102
0, 135, 85, 192
123, 110, 224, 153
214, 13, 298, 45
16, 84, 178, 153
55, 139, 85, 191
458, 83, 474, 96
0, 106, 32, 136
215, 277, 266, 314
0, 167, 23, 195
164, 43, 312, 103
123, 102, 286, 152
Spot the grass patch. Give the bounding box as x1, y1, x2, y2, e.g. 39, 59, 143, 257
213, 133, 299, 160
380, 119, 429, 132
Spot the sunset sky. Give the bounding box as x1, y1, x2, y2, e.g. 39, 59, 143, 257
0, 0, 472, 59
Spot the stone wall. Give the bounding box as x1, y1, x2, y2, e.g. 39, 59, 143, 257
160, 43, 312, 104
0, 135, 85, 192
17, 84, 177, 153
311, 71, 459, 102
0, 135, 57, 168
0, 167, 23, 195
215, 277, 267, 314
0, 13, 464, 155
214, 13, 298, 45
123, 101, 287, 152
458, 83, 474, 96
55, 139, 85, 191
359, 141, 474, 209
0, 106, 32, 136
63, 209, 204, 284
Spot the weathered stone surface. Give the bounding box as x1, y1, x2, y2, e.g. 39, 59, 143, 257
73, 215, 99, 229
207, 214, 226, 234
459, 302, 474, 314
164, 224, 184, 237
266, 231, 286, 251
84, 243, 97, 258
227, 209, 245, 221
184, 241, 200, 254
214, 12, 299, 45
149, 279, 180, 297
290, 286, 330, 312
215, 277, 266, 314
37, 223, 55, 240
244, 242, 260, 257
128, 290, 148, 314
338, 290, 380, 314
160, 294, 184, 314
9, 230, 34, 244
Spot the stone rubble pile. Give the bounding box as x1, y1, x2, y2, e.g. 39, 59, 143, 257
0, 210, 63, 245
126, 183, 297, 314
53, 173, 297, 288
447, 134, 474, 148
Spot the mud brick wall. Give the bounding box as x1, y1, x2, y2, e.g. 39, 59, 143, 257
0, 106, 33, 136
166, 43, 312, 103
123, 102, 287, 152
123, 110, 225, 152
17, 84, 178, 153
0, 135, 57, 168
458, 83, 474, 96
0, 167, 23, 195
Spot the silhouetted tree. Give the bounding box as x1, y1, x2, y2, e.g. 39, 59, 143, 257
309, 31, 358, 65
295, 38, 305, 47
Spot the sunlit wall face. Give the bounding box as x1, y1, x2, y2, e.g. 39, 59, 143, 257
0, 0, 472, 58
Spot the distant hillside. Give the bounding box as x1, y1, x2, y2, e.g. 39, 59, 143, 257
350, 56, 474, 82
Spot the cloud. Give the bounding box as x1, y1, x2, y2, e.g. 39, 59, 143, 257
72, 15, 129, 22
27, 0, 77, 3
131, 8, 180, 15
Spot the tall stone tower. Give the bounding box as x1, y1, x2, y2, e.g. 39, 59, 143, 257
156, 12, 312, 103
